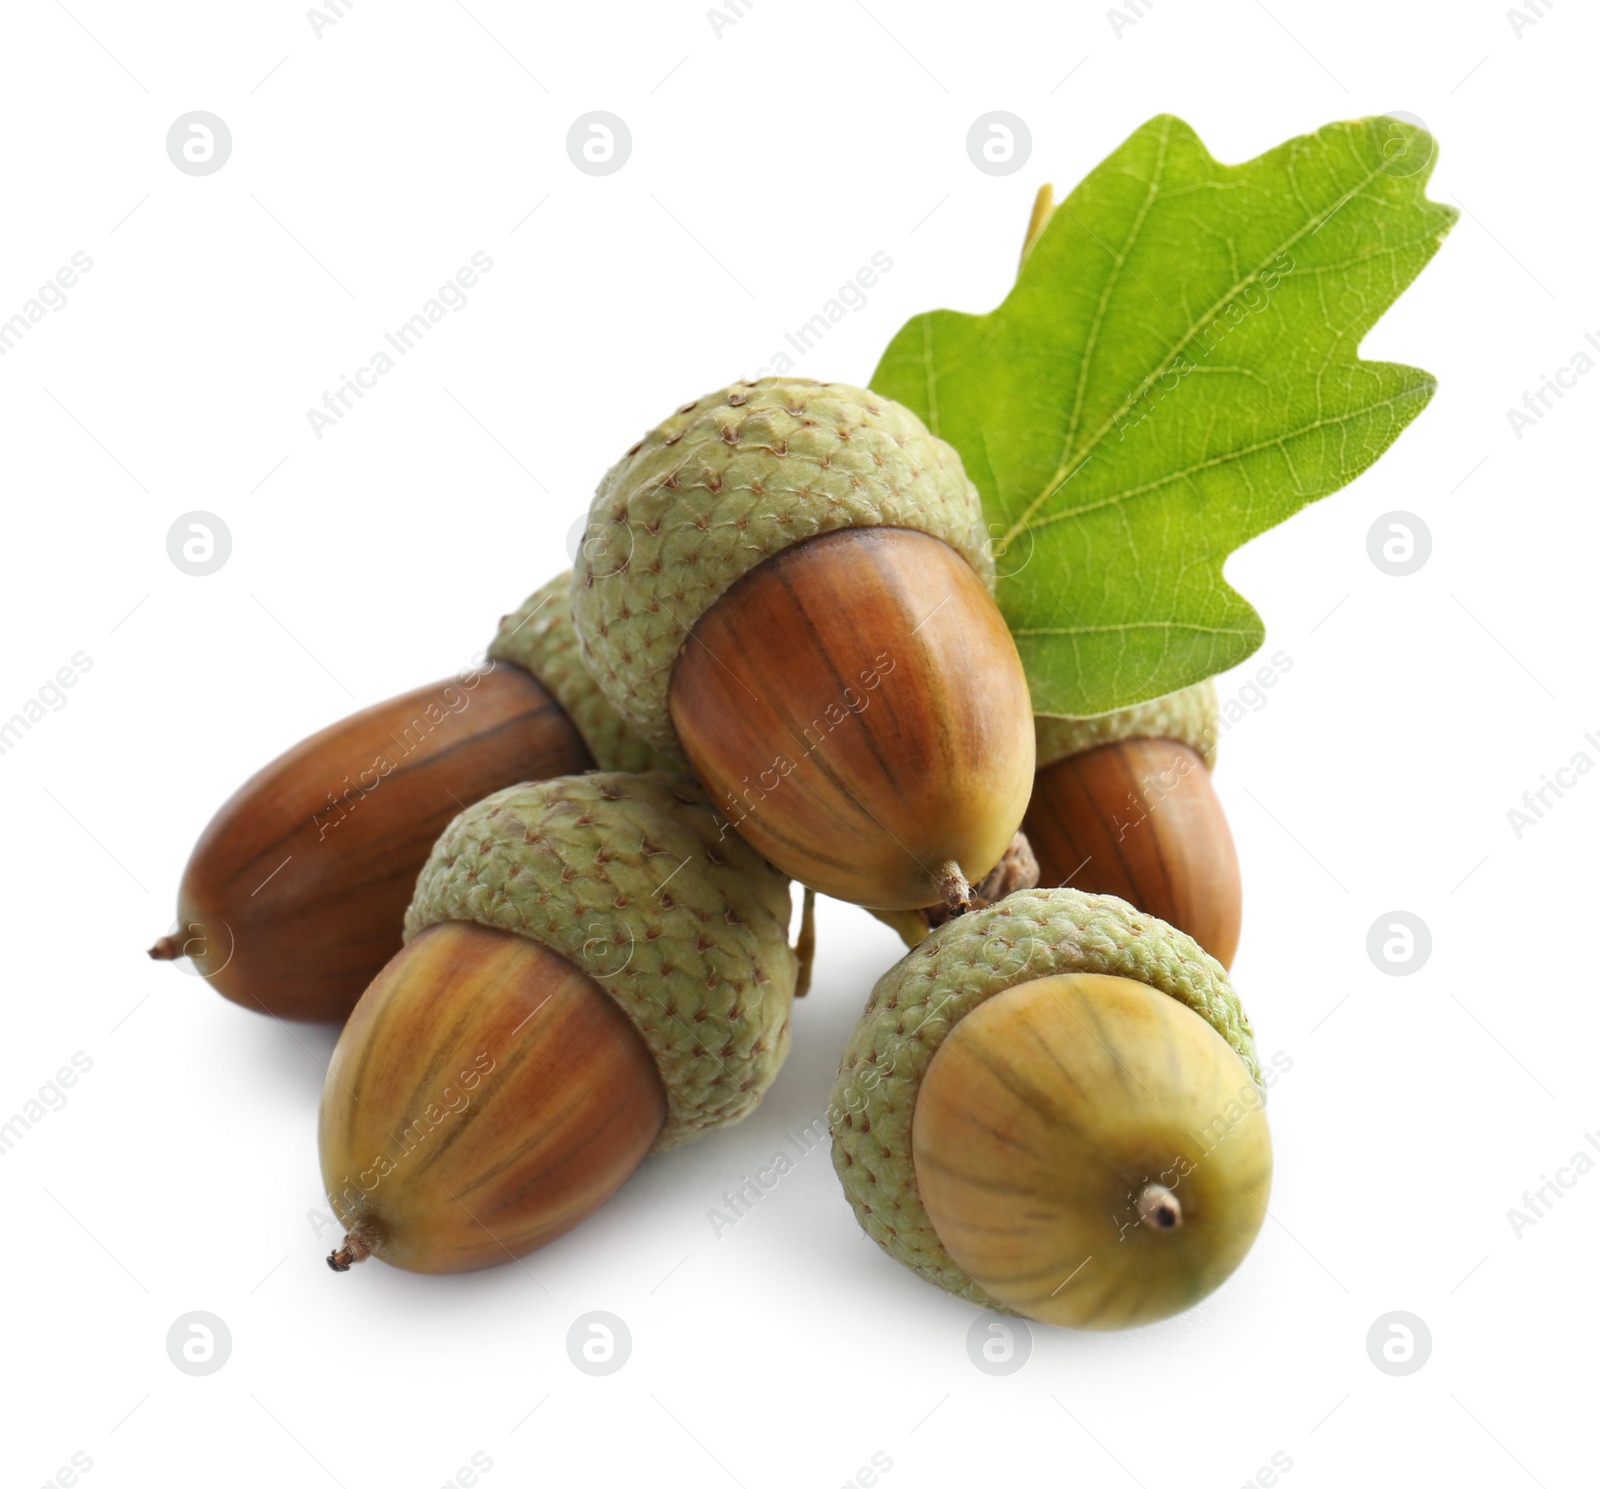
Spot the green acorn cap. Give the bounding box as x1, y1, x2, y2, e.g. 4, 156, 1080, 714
1035, 679, 1220, 772
830, 887, 1258, 1309
489, 572, 687, 775
571, 378, 995, 746
405, 772, 795, 1150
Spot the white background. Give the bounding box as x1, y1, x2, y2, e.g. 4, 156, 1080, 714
1, 2, 1592, 1486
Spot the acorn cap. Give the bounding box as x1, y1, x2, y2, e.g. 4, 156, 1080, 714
572, 378, 995, 746
829, 887, 1258, 1310
489, 572, 687, 775
405, 772, 795, 1150
1034, 679, 1219, 772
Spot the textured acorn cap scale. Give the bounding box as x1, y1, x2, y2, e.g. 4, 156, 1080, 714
1034, 679, 1220, 772
405, 771, 796, 1148
490, 570, 687, 775
570, 377, 995, 747
830, 888, 1259, 1311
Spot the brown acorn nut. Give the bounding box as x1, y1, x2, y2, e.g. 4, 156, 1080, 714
149, 572, 681, 1022
1024, 681, 1242, 967
321, 772, 797, 1275
831, 889, 1270, 1330
572, 379, 1035, 913
673, 528, 1034, 911
323, 921, 665, 1271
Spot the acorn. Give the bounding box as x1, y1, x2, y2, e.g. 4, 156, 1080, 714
570, 378, 1035, 913
321, 771, 796, 1274
1024, 681, 1242, 967
149, 572, 682, 1022
831, 889, 1270, 1329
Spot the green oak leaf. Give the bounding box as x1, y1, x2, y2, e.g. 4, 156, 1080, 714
872, 114, 1456, 717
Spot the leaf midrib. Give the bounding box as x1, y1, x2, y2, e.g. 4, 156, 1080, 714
1023, 381, 1434, 534
999, 139, 1401, 552
1012, 618, 1257, 638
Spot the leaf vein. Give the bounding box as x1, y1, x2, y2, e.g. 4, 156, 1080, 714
1025, 383, 1432, 532
1002, 143, 1405, 549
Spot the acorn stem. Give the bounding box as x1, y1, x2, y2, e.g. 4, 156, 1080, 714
1137, 1183, 1183, 1232
793, 887, 816, 998
1020, 183, 1056, 266
913, 833, 1042, 939
971, 830, 1040, 904
327, 1228, 372, 1271
935, 861, 972, 916
147, 935, 183, 961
